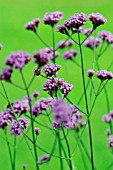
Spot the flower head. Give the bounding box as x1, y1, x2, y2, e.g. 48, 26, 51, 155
43, 63, 61, 77
96, 70, 113, 81
0, 44, 3, 50
63, 49, 78, 60
98, 30, 113, 44
0, 110, 13, 129
64, 13, 86, 30
25, 18, 40, 32
108, 135, 113, 148
87, 69, 95, 78
38, 154, 50, 163
5, 51, 30, 71
10, 117, 29, 137
0, 67, 13, 82
84, 36, 101, 49
57, 40, 74, 49
32, 98, 52, 117
43, 11, 63, 27
88, 13, 106, 29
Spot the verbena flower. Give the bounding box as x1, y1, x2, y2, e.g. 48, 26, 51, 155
98, 30, 113, 44
33, 48, 59, 67
57, 25, 68, 35
87, 69, 95, 78
105, 129, 111, 136
32, 98, 52, 117
102, 114, 111, 123
0, 67, 13, 82
43, 11, 63, 27
57, 40, 74, 49
38, 154, 50, 163
83, 36, 101, 49
63, 49, 78, 60
32, 91, 40, 98
96, 70, 113, 80
107, 135, 113, 148
64, 13, 86, 30
34, 128, 40, 136
51, 99, 71, 124
88, 13, 107, 29
10, 117, 29, 137
33, 67, 41, 76
80, 28, 92, 36
12, 98, 30, 115
43, 78, 73, 97
5, 51, 30, 71
0, 110, 13, 129
43, 63, 61, 77
25, 18, 40, 32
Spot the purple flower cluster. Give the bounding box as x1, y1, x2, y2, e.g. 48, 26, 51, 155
57, 25, 68, 35
57, 40, 74, 49
96, 70, 113, 81
108, 135, 113, 148
98, 30, 113, 44
10, 117, 29, 137
43, 11, 63, 27
88, 13, 107, 29
43, 77, 73, 97
83, 36, 101, 49
43, 63, 61, 77
0, 67, 13, 82
5, 51, 30, 71
51, 99, 85, 129
80, 28, 92, 36
32, 98, 52, 117
25, 18, 40, 32
33, 48, 59, 67
12, 98, 30, 115
87, 69, 95, 78
0, 110, 13, 129
64, 13, 86, 30
63, 49, 78, 60
52, 99, 71, 124
102, 110, 113, 123
38, 154, 50, 163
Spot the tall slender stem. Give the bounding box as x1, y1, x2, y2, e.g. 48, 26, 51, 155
52, 26, 56, 64
13, 137, 16, 170
78, 31, 94, 170
62, 127, 73, 170
20, 71, 39, 170
57, 131, 63, 170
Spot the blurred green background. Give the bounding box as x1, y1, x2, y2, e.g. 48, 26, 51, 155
1, 0, 113, 170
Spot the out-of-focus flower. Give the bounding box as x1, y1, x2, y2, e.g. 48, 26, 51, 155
25, 18, 40, 32
108, 135, 113, 148
32, 98, 52, 117
0, 67, 13, 82
10, 117, 29, 137
43, 11, 63, 27
88, 13, 106, 29
34, 128, 40, 136
33, 48, 59, 67
38, 154, 50, 163
5, 51, 30, 71
57, 40, 74, 49
80, 28, 92, 36
0, 110, 13, 129
102, 114, 111, 123
83, 36, 101, 49
63, 49, 78, 60
0, 44, 3, 50
98, 30, 113, 44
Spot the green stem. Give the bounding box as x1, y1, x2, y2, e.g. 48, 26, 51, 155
4, 129, 13, 170
20, 71, 39, 170
52, 26, 56, 64
62, 127, 73, 170
13, 137, 16, 170
57, 131, 63, 170
78, 31, 94, 170
35, 31, 50, 48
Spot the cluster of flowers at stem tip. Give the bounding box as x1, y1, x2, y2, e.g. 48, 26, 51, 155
87, 69, 113, 81
0, 92, 39, 136
102, 111, 113, 148
57, 12, 106, 35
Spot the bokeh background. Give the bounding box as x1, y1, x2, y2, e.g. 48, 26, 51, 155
0, 0, 113, 169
